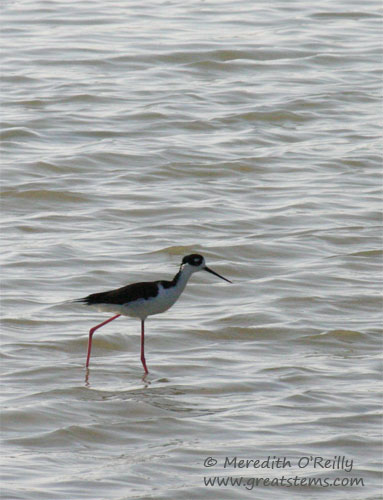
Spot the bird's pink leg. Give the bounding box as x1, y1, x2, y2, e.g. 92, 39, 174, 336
141, 319, 149, 374
86, 314, 121, 368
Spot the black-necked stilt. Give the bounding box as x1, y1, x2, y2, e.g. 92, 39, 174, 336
75, 254, 231, 373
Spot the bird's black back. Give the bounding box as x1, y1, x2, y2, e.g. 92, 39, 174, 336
78, 281, 159, 306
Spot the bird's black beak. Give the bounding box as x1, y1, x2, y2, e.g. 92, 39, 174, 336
204, 266, 232, 283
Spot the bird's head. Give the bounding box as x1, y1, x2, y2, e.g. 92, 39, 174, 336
181, 254, 232, 283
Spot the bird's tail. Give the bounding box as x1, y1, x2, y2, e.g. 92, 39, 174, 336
61, 297, 88, 305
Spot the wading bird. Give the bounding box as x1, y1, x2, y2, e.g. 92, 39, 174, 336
75, 254, 231, 373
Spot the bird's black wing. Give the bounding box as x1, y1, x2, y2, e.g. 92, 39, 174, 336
76, 281, 159, 306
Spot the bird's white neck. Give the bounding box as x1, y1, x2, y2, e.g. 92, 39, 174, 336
152, 265, 196, 314
172, 264, 194, 294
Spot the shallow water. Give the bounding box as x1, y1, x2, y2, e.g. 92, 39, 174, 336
1, 0, 382, 499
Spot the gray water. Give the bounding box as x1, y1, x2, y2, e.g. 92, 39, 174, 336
1, 1, 382, 499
